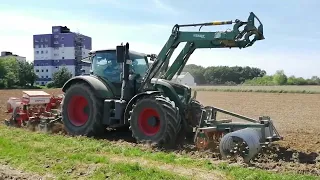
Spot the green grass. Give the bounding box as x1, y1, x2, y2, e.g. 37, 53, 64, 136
0, 125, 318, 180
191, 85, 320, 94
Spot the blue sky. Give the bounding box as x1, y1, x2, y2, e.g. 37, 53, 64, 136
0, 0, 319, 78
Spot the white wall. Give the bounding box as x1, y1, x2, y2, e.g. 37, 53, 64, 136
172, 72, 196, 86
81, 66, 91, 74
34, 46, 91, 84
34, 47, 53, 60
16, 56, 26, 62
34, 66, 53, 79
34, 47, 79, 60
82, 49, 90, 57
1, 55, 26, 62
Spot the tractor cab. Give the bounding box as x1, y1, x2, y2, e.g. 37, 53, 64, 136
82, 49, 150, 97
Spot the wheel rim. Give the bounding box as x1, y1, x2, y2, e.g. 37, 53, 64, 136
67, 95, 89, 126
138, 108, 160, 136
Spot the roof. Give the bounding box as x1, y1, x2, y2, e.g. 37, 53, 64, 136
90, 49, 147, 57
82, 49, 147, 64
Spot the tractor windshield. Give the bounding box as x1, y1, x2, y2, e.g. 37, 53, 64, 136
91, 50, 148, 83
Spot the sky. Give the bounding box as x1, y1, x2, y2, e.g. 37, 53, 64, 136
0, 0, 319, 78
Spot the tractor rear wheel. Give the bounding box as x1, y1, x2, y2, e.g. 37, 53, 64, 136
129, 95, 181, 147
62, 82, 105, 136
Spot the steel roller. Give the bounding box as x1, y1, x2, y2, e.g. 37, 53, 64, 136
219, 128, 263, 162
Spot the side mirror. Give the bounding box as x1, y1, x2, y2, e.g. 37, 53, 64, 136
116, 45, 125, 63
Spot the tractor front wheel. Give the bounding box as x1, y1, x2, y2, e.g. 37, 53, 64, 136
129, 95, 181, 147
62, 82, 105, 136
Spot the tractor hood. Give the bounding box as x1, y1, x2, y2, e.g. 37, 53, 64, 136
150, 78, 192, 104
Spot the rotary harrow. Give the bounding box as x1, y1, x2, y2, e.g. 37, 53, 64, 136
3, 12, 283, 163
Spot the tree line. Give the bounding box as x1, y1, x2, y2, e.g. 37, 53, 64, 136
182, 64, 267, 85
0, 56, 319, 89
182, 64, 320, 86
243, 70, 320, 86
0, 57, 72, 89
0, 57, 37, 89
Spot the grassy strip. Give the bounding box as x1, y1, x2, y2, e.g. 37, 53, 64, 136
191, 86, 320, 94
0, 126, 318, 180
0, 126, 187, 180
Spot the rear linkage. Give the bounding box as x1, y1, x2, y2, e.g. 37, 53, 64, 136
191, 92, 283, 162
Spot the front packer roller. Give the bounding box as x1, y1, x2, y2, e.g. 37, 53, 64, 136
194, 106, 282, 163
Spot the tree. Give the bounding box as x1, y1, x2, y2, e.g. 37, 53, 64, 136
51, 67, 72, 88
273, 70, 287, 85
17, 61, 37, 87
0, 57, 19, 88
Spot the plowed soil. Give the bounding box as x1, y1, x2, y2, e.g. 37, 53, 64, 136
1, 89, 319, 176
195, 91, 320, 175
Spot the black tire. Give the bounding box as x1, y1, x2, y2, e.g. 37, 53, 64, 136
179, 99, 204, 143
62, 82, 105, 136
128, 95, 181, 147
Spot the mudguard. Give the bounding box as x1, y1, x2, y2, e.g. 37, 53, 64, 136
62, 75, 114, 99
123, 91, 161, 124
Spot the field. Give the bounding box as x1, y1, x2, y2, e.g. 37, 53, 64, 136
0, 88, 319, 179
191, 85, 320, 94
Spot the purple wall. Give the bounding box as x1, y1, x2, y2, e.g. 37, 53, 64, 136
82, 35, 92, 50
34, 26, 92, 81
33, 32, 92, 49
33, 34, 53, 48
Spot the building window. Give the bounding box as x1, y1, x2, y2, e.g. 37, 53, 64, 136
46, 69, 48, 72
46, 76, 48, 78
41, 69, 44, 72
54, 28, 59, 32
36, 69, 39, 72
54, 41, 59, 44
36, 51, 39, 54
41, 76, 44, 78
61, 37, 64, 40
41, 51, 43, 54
41, 82, 44, 85
45, 50, 48, 54
35, 45, 39, 48
54, 35, 59, 38
62, 57, 64, 59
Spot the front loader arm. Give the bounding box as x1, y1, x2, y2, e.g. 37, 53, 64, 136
139, 12, 264, 91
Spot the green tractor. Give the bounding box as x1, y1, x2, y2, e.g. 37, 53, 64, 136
61, 12, 282, 162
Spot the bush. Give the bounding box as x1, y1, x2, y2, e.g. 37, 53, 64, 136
50, 67, 72, 88
273, 70, 287, 85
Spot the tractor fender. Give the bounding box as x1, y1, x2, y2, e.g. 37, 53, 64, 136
123, 91, 161, 124
62, 75, 114, 99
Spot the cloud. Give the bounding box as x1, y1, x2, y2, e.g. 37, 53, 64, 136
0, 8, 319, 78
152, 0, 180, 15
